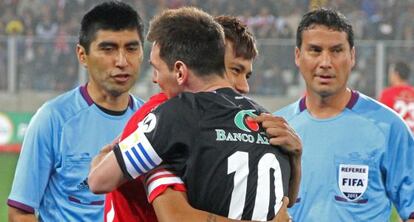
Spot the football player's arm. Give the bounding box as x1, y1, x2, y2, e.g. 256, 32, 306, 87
147, 170, 291, 222
152, 187, 291, 222
90, 142, 117, 171
8, 207, 37, 222
88, 145, 126, 194
253, 113, 301, 207
8, 106, 56, 222
89, 131, 164, 194
384, 119, 414, 221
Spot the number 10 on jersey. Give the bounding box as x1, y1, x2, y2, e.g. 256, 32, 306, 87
227, 151, 284, 220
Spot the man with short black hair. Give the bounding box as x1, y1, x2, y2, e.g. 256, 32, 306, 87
276, 8, 414, 221
8, 2, 145, 221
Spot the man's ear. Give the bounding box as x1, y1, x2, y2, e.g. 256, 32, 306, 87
174, 61, 188, 85
76, 44, 88, 68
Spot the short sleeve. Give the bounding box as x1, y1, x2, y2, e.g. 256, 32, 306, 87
144, 167, 186, 203
383, 119, 414, 220
8, 105, 56, 212
114, 96, 197, 180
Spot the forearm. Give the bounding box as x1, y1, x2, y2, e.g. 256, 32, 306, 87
8, 207, 37, 222
156, 208, 260, 222
88, 151, 126, 194
153, 188, 272, 222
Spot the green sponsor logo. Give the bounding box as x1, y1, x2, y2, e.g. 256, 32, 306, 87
216, 110, 269, 144
234, 110, 259, 132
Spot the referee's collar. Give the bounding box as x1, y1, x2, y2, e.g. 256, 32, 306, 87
80, 83, 134, 109
299, 90, 359, 112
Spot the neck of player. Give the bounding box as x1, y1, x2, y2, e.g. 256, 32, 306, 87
87, 82, 130, 112
306, 88, 352, 119
185, 73, 233, 93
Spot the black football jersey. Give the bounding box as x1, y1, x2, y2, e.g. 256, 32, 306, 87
115, 87, 291, 220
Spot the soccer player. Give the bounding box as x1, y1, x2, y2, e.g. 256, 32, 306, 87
7, 2, 145, 221
275, 8, 414, 221
89, 7, 293, 221
99, 15, 301, 222
379, 61, 414, 132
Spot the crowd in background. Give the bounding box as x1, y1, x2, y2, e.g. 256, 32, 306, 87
1, 0, 414, 96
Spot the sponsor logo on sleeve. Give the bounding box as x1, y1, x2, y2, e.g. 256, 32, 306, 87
138, 113, 156, 133
338, 164, 369, 202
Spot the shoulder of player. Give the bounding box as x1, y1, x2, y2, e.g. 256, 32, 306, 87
354, 93, 409, 130
273, 100, 301, 121
382, 85, 414, 94
29, 87, 82, 125
241, 95, 269, 113
156, 92, 199, 111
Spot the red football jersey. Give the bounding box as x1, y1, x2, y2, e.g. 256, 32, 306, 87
105, 93, 186, 222
379, 85, 414, 132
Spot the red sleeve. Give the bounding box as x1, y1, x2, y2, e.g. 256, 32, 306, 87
117, 93, 186, 202
120, 93, 168, 140
104, 193, 115, 222
144, 168, 187, 203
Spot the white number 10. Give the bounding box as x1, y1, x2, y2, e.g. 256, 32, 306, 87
227, 151, 284, 220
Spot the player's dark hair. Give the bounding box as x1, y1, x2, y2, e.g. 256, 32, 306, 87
79, 1, 144, 54
147, 7, 226, 77
296, 8, 354, 49
215, 15, 258, 60
394, 61, 411, 80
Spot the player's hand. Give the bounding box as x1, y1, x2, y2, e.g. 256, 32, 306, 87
270, 197, 292, 222
253, 113, 302, 157
100, 142, 117, 154
90, 142, 117, 169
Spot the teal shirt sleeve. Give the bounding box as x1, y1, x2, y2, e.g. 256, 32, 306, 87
8, 104, 56, 211
383, 119, 414, 220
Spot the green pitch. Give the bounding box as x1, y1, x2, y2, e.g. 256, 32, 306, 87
0, 153, 402, 221
0, 153, 19, 221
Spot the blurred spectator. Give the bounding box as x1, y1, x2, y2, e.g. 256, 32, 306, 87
2, 0, 414, 97
396, 3, 414, 40
35, 5, 58, 39
17, 0, 43, 18
253, 7, 276, 38
5, 20, 23, 35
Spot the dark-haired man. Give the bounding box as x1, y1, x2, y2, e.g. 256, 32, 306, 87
98, 14, 300, 222
89, 7, 295, 221
275, 8, 414, 221
8, 1, 144, 221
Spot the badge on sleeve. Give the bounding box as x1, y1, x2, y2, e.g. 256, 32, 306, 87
138, 113, 156, 133
338, 164, 369, 201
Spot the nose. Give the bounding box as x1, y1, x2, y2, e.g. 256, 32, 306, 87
115, 50, 128, 68
319, 52, 332, 69
235, 79, 249, 94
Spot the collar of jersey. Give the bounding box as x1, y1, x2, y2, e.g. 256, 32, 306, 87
79, 83, 134, 110
299, 90, 359, 112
